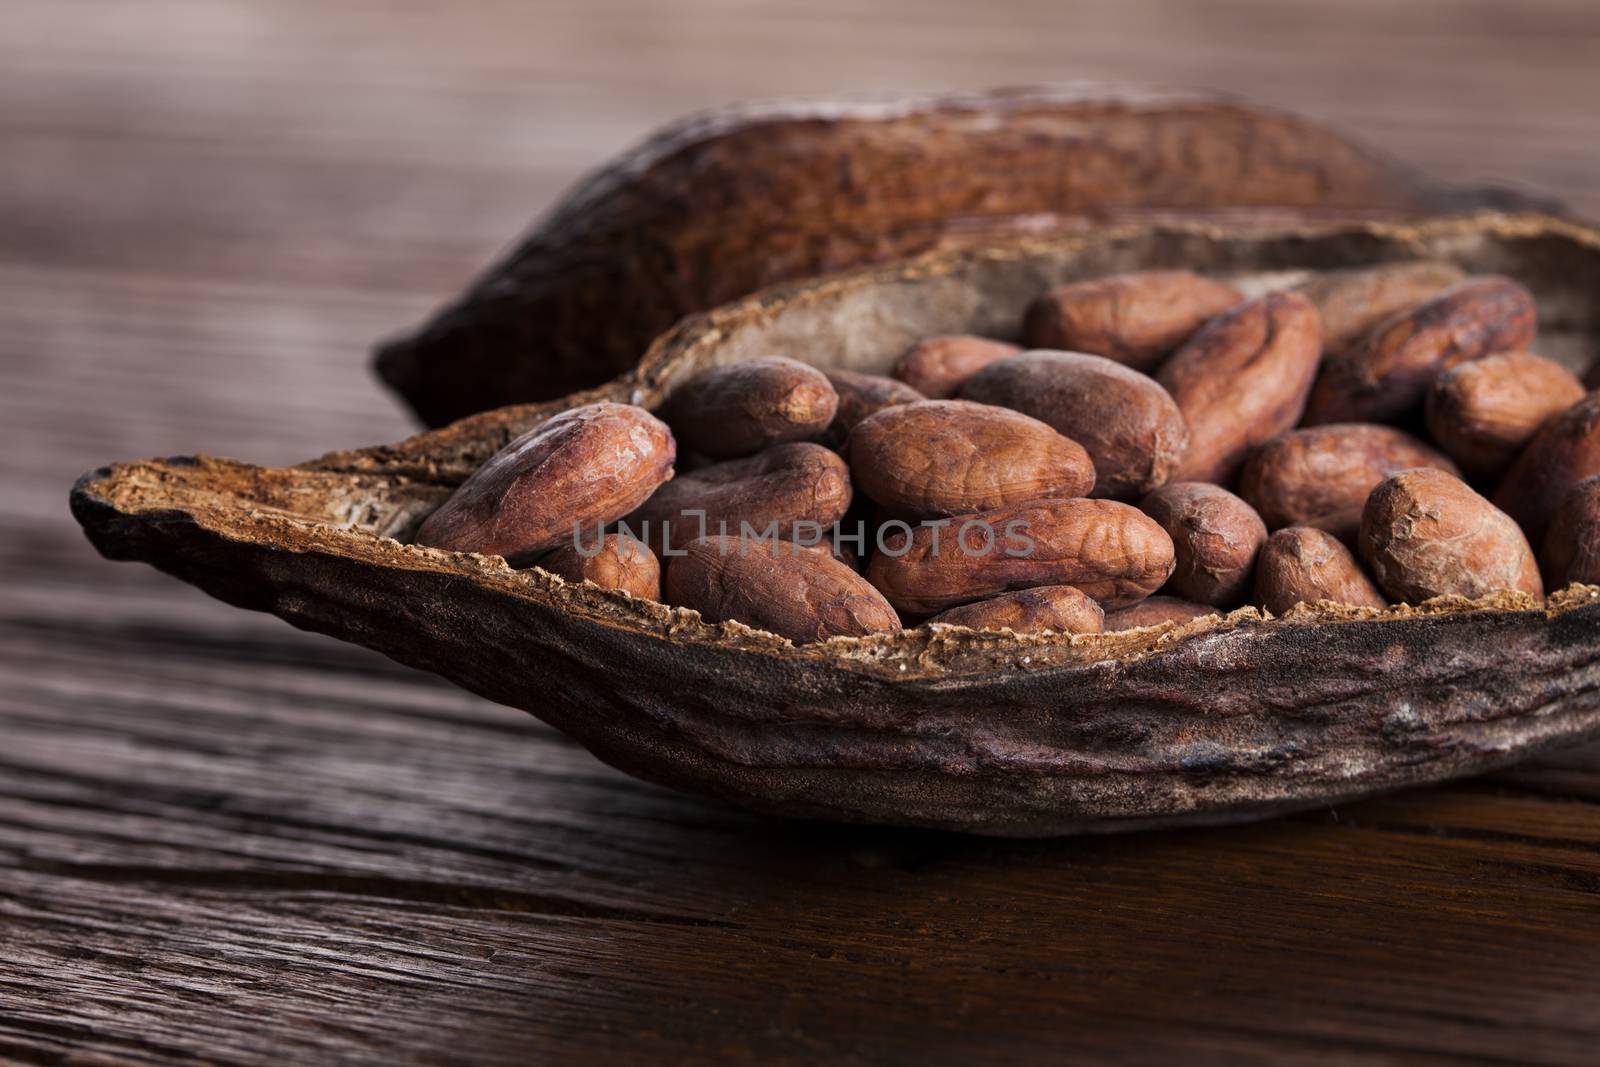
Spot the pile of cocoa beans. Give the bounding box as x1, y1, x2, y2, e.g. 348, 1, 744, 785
414, 262, 1600, 645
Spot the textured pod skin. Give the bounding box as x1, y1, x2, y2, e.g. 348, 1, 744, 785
1294, 260, 1466, 353
866, 498, 1175, 615
891, 336, 1021, 399
1102, 596, 1220, 631
1495, 391, 1600, 547
820, 370, 924, 448
414, 402, 675, 561
1542, 476, 1600, 588
539, 534, 661, 600
662, 357, 837, 458
1237, 423, 1460, 538
1158, 291, 1323, 485
372, 88, 1465, 426
1304, 277, 1538, 425
1254, 526, 1386, 615
665, 536, 901, 643
927, 586, 1104, 635
959, 351, 1189, 500
626, 442, 851, 553
1362, 469, 1543, 603
846, 400, 1095, 519
1138, 483, 1267, 608
1425, 352, 1586, 479
1021, 271, 1243, 371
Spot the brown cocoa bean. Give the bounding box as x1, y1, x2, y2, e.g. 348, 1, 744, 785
959, 351, 1189, 500
1425, 351, 1585, 479
927, 586, 1104, 635
665, 535, 901, 642
1541, 475, 1600, 588
1303, 276, 1537, 425
1138, 483, 1266, 608
1362, 468, 1542, 603
1157, 291, 1322, 485
1023, 270, 1243, 371
414, 402, 675, 561
865, 498, 1175, 615
1103, 597, 1221, 632
846, 400, 1095, 519
539, 534, 661, 600
1237, 423, 1459, 539
891, 335, 1021, 399
1494, 391, 1600, 547
626, 442, 851, 553
1294, 260, 1466, 353
663, 357, 837, 458
820, 370, 924, 448
1254, 526, 1386, 615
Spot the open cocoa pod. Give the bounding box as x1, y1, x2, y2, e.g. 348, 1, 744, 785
75, 215, 1600, 837
373, 87, 1556, 426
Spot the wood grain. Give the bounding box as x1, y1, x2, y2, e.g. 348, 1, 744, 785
4, 0, 1600, 1062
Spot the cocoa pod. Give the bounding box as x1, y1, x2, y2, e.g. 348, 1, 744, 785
1157, 291, 1323, 484
1102, 597, 1221, 631
1237, 423, 1459, 538
1541, 476, 1600, 588
846, 400, 1095, 519
626, 442, 851, 553
1294, 260, 1466, 353
1494, 391, 1600, 547
865, 498, 1175, 615
1425, 352, 1585, 479
926, 586, 1104, 635
821, 370, 925, 448
891, 336, 1021, 399
662, 357, 837, 458
1303, 276, 1537, 425
665, 535, 901, 643
539, 534, 661, 600
1362, 468, 1542, 603
414, 402, 674, 561
959, 351, 1188, 500
1254, 526, 1386, 615
1138, 483, 1266, 608
1021, 271, 1242, 371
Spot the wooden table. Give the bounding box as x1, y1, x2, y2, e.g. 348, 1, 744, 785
4, 2, 1600, 1062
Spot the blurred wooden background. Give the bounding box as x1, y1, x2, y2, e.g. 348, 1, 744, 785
4, 2, 1600, 1063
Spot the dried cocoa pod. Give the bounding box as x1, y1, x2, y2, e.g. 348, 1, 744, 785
1362, 468, 1542, 603
865, 498, 1175, 615
1494, 392, 1600, 547
1021, 271, 1243, 371
1236, 423, 1459, 538
820, 369, 925, 448
539, 534, 661, 600
891, 336, 1022, 399
1102, 596, 1220, 631
1157, 291, 1322, 485
662, 357, 837, 458
1425, 352, 1585, 479
846, 400, 1095, 519
926, 586, 1104, 635
665, 535, 901, 643
1293, 260, 1466, 353
1541, 476, 1600, 588
414, 402, 674, 561
1138, 483, 1266, 608
1303, 276, 1537, 425
375, 90, 1451, 426
625, 442, 851, 553
1254, 526, 1386, 615
958, 351, 1189, 500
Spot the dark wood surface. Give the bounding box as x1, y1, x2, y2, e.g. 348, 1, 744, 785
5, 2, 1600, 1063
